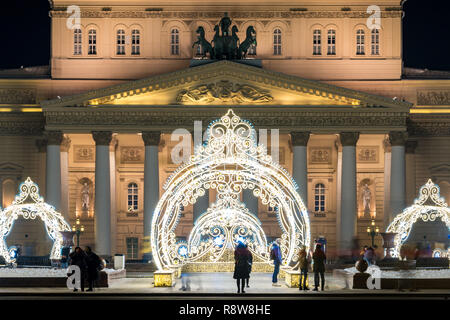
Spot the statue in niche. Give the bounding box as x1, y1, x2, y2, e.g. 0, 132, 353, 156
362, 183, 372, 215
81, 182, 90, 211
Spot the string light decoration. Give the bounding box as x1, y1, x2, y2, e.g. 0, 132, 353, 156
151, 109, 310, 271
386, 179, 450, 258
0, 177, 71, 263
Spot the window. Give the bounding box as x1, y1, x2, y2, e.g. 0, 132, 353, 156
126, 237, 139, 259
116, 29, 126, 55
273, 29, 282, 55
73, 29, 82, 55
131, 29, 141, 55
127, 182, 138, 212
356, 29, 365, 55
327, 29, 336, 55
171, 28, 180, 55
314, 183, 325, 212
88, 29, 97, 55
371, 29, 379, 55
313, 29, 321, 55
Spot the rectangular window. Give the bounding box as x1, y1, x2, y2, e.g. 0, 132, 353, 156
74, 29, 82, 55
171, 29, 180, 55
356, 30, 365, 55
126, 238, 139, 259
88, 29, 97, 55
327, 30, 336, 55
117, 30, 126, 55
131, 29, 140, 55
313, 30, 321, 55
273, 30, 281, 55
371, 30, 379, 55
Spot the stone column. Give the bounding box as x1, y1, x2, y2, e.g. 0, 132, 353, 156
405, 140, 418, 206
389, 131, 407, 221
383, 138, 392, 230
92, 131, 113, 257
35, 138, 47, 198
290, 132, 310, 204
60, 136, 71, 220
338, 132, 359, 255
142, 131, 161, 260
45, 131, 63, 211
109, 136, 118, 256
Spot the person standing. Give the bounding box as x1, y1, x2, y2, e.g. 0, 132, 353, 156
312, 244, 326, 291
298, 246, 310, 291
270, 238, 282, 287
69, 247, 87, 292
60, 246, 71, 269
85, 246, 103, 292
233, 242, 252, 294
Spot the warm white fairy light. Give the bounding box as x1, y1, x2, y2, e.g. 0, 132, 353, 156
151, 109, 310, 271
0, 177, 71, 263
386, 179, 450, 258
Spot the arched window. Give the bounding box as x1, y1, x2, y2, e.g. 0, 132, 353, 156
127, 183, 138, 212
171, 28, 180, 55
313, 29, 321, 55
88, 29, 97, 55
273, 29, 282, 55
314, 183, 325, 212
371, 29, 380, 55
73, 28, 82, 55
356, 29, 365, 55
116, 29, 126, 55
131, 29, 141, 55
327, 29, 336, 55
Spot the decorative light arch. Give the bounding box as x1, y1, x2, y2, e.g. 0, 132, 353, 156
386, 179, 450, 258
0, 177, 71, 263
151, 109, 311, 271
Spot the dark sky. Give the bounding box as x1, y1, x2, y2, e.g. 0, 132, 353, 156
0, 0, 449, 70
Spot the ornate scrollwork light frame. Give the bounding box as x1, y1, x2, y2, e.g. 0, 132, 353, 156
386, 179, 450, 258
0, 177, 71, 263
151, 109, 311, 271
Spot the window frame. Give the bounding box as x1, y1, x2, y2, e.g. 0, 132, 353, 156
170, 28, 180, 56
126, 237, 139, 260
314, 183, 326, 212
356, 29, 365, 55
273, 28, 282, 56
131, 29, 141, 56
370, 29, 380, 56
116, 29, 126, 56
127, 182, 139, 212
73, 28, 82, 56
88, 28, 97, 55
327, 29, 336, 56
313, 29, 322, 56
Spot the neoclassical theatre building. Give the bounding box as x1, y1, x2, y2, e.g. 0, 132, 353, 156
0, 0, 449, 259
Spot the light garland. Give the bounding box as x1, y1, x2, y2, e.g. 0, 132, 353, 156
0, 177, 71, 263
151, 109, 310, 271
386, 179, 450, 258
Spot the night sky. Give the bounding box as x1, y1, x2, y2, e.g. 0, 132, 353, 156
0, 0, 449, 71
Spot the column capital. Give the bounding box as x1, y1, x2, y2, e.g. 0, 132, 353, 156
60, 136, 71, 152
290, 131, 310, 146
92, 131, 113, 146
142, 131, 161, 146
339, 132, 360, 146
35, 138, 48, 153
44, 131, 64, 146
405, 140, 418, 154
389, 131, 408, 146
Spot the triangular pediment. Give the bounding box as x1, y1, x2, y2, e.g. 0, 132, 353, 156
42, 61, 411, 110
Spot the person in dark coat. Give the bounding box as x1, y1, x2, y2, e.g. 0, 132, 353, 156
312, 243, 326, 291
270, 238, 283, 286
245, 244, 253, 288
85, 246, 102, 292
233, 242, 252, 294
69, 246, 87, 292
61, 246, 71, 269
298, 245, 310, 291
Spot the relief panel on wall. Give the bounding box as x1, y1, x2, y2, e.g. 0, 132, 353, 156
309, 147, 332, 164
73, 145, 95, 162
357, 146, 379, 163
120, 146, 144, 164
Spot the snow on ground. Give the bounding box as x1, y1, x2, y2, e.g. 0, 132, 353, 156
0, 268, 122, 278
344, 266, 450, 279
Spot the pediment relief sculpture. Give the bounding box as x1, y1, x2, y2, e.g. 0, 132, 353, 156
176, 80, 273, 104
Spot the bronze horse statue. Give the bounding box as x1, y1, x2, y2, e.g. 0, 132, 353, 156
212, 25, 223, 59
238, 26, 257, 59
192, 26, 213, 59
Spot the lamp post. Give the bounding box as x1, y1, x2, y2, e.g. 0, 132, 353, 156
366, 219, 379, 247
72, 218, 85, 247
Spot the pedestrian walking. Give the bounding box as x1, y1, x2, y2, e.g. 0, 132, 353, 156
312, 243, 326, 291
69, 246, 87, 292
270, 238, 282, 286
85, 246, 103, 292
298, 245, 310, 291
233, 242, 252, 294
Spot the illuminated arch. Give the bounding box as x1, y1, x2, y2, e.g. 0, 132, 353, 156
151, 109, 311, 271
386, 179, 450, 258
0, 178, 71, 263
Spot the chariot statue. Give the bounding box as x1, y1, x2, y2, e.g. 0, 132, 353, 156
193, 13, 257, 60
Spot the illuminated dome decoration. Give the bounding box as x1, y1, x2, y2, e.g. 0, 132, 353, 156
0, 177, 71, 263
386, 179, 450, 258
151, 109, 310, 271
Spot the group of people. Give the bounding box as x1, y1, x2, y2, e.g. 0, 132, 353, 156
64, 246, 104, 292
232, 238, 327, 293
